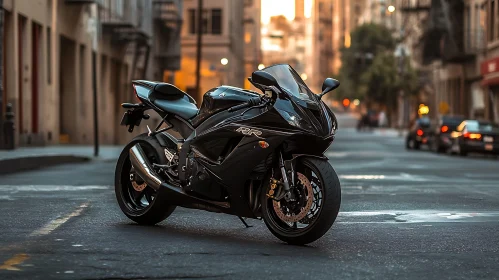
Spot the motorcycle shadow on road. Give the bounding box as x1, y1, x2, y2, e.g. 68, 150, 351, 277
113, 220, 336, 256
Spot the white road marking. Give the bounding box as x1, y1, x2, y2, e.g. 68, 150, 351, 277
0, 185, 109, 192
338, 211, 499, 223
340, 173, 428, 181
30, 203, 89, 237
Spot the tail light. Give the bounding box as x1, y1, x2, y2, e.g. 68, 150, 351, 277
417, 129, 424, 136
441, 125, 449, 133
463, 132, 482, 140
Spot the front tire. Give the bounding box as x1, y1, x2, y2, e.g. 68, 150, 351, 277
261, 158, 341, 245
115, 134, 176, 225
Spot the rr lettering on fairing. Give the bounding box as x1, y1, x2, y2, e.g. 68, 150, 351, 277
236, 127, 263, 137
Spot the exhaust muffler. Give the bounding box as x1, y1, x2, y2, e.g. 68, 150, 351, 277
128, 143, 231, 213
129, 144, 162, 191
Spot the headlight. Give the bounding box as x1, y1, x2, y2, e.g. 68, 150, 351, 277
276, 108, 302, 127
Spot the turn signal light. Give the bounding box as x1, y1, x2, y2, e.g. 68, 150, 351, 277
441, 125, 449, 133
417, 129, 424, 136
258, 141, 269, 148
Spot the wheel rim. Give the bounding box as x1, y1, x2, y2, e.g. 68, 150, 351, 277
120, 142, 158, 213
265, 161, 325, 234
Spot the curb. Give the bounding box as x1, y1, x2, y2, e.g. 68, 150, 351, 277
0, 155, 91, 175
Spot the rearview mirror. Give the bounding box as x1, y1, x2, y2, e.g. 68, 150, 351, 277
252, 70, 278, 88
319, 78, 340, 99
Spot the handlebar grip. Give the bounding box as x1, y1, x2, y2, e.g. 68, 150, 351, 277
228, 97, 263, 112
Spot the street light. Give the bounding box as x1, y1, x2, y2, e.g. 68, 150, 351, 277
221, 58, 229, 66
258, 63, 265, 70
300, 73, 308, 81
387, 5, 395, 13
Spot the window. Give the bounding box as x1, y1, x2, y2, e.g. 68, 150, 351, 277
355, 4, 361, 15
188, 9, 196, 34
188, 9, 222, 35
211, 9, 222, 34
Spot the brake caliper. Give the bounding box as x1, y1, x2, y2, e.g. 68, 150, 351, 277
266, 178, 279, 199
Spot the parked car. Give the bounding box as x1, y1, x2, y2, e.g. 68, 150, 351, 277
429, 115, 465, 153
449, 120, 499, 156
357, 110, 378, 131
406, 117, 432, 150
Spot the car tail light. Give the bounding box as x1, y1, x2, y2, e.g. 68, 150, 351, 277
417, 129, 424, 136
464, 132, 482, 140
441, 125, 449, 133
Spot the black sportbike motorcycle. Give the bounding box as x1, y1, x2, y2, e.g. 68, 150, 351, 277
115, 64, 341, 245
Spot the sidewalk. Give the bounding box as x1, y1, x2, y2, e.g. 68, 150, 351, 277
0, 146, 122, 175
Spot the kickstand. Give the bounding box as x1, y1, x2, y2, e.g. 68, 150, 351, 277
238, 216, 252, 228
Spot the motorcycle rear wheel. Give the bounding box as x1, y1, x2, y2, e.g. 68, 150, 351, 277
261, 158, 341, 245
115, 134, 176, 225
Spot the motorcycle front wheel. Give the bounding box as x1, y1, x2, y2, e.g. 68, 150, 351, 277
261, 158, 341, 245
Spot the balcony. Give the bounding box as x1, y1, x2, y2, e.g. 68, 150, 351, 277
441, 28, 485, 63
100, 0, 149, 44
153, 0, 183, 71
400, 0, 431, 13
65, 0, 104, 4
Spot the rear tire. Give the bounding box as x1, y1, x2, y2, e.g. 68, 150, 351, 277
262, 158, 341, 245
115, 134, 176, 225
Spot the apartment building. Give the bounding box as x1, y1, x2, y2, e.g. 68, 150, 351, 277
481, 0, 499, 122
243, 0, 262, 90
1, 0, 182, 146
177, 0, 245, 103
306, 0, 334, 93
404, 0, 489, 121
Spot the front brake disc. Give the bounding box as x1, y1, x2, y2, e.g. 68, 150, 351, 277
272, 172, 314, 223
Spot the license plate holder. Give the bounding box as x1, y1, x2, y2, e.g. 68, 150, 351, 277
120, 112, 130, 126
484, 136, 494, 143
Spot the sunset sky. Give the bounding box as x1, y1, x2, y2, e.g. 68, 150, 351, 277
261, 0, 313, 24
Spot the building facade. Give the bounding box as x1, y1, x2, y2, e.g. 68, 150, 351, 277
177, 0, 246, 103
1, 0, 182, 146
403, 0, 494, 123
243, 0, 262, 90
480, 0, 499, 122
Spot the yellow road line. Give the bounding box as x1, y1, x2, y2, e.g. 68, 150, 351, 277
0, 253, 30, 271
30, 202, 88, 237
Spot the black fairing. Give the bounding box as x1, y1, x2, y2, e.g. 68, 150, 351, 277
126, 65, 337, 218
191, 86, 260, 127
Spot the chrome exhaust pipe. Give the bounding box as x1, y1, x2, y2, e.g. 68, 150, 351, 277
128, 144, 231, 213
129, 144, 162, 191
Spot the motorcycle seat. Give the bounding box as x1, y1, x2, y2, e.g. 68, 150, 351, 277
154, 97, 199, 120
139, 81, 199, 120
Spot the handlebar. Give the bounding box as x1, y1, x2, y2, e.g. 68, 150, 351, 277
228, 97, 263, 112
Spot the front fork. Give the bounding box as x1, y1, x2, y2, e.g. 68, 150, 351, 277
276, 152, 296, 202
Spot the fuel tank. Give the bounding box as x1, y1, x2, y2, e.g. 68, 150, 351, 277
191, 86, 260, 127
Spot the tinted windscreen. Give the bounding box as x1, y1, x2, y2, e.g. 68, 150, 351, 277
258, 64, 316, 102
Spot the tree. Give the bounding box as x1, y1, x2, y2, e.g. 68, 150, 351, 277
336, 23, 395, 99
336, 23, 418, 106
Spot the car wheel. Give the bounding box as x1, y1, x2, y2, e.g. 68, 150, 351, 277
458, 145, 467, 157
406, 138, 413, 150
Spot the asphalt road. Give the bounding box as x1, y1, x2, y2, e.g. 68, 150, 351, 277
1, 113, 499, 280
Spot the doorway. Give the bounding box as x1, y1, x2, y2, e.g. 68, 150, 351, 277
59, 36, 77, 143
